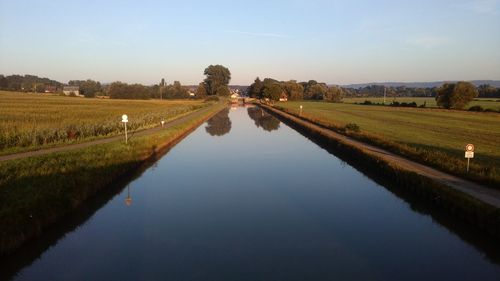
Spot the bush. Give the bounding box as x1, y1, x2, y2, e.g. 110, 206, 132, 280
468, 105, 484, 112
484, 108, 498, 113
345, 123, 360, 132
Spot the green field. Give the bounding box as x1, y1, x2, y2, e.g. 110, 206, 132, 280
342, 97, 500, 110
0, 91, 206, 154
275, 101, 500, 186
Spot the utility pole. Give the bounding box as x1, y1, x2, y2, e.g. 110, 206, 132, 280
383, 86, 386, 105
159, 78, 166, 100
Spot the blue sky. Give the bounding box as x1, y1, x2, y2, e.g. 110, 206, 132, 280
1, 0, 499, 85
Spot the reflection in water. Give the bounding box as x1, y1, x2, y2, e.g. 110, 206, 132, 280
125, 185, 132, 206
247, 106, 280, 132
205, 108, 232, 136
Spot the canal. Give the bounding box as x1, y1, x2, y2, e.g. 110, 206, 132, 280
4, 106, 500, 280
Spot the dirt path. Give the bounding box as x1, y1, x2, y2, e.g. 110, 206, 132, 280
262, 104, 500, 208
0, 106, 213, 162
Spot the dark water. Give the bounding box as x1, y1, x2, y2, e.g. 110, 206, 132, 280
5, 106, 500, 280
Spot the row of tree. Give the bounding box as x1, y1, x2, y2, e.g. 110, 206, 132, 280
0, 74, 62, 92
247, 78, 345, 102
345, 84, 500, 98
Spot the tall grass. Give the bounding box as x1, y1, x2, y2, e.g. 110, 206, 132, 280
0, 91, 207, 152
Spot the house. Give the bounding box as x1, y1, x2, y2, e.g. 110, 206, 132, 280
45, 85, 57, 93
62, 86, 82, 97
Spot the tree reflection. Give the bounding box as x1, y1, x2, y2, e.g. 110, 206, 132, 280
205, 108, 232, 136
247, 107, 280, 132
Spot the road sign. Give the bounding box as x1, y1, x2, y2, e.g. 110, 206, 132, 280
122, 114, 128, 123
464, 144, 475, 173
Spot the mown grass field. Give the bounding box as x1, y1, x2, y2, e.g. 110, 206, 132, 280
342, 97, 500, 110
275, 101, 500, 186
0, 91, 206, 154
0, 101, 225, 255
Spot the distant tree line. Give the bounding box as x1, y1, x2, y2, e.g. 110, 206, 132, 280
247, 78, 344, 102
345, 83, 500, 98
0, 74, 62, 92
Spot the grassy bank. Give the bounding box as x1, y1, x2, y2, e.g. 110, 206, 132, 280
342, 97, 500, 111
274, 101, 500, 187
0, 102, 226, 255
262, 104, 500, 239
0, 91, 206, 154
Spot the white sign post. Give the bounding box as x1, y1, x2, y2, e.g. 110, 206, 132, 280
465, 144, 474, 172
122, 114, 128, 143
300, 105, 303, 116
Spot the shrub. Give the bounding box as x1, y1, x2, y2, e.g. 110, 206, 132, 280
468, 105, 484, 112
345, 123, 360, 132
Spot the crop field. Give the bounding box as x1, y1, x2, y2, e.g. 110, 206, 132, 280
0, 91, 206, 154
275, 101, 500, 186
342, 97, 500, 110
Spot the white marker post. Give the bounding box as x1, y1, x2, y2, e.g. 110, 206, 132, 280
300, 105, 303, 116
161, 120, 165, 127
122, 114, 128, 143
465, 144, 474, 173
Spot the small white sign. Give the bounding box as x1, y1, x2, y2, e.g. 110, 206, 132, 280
465, 151, 474, 158
122, 114, 128, 123
466, 144, 474, 152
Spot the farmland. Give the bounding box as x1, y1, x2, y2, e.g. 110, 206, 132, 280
275, 101, 500, 186
342, 97, 500, 110
0, 91, 206, 154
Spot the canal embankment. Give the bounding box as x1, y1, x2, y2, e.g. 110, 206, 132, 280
260, 103, 500, 238
0, 102, 227, 256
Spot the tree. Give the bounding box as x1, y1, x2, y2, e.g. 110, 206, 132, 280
217, 85, 231, 97
305, 83, 327, 100
262, 83, 282, 101
436, 82, 478, 109
79, 79, 102, 98
109, 82, 150, 99
195, 82, 207, 98
165, 81, 189, 99
203, 65, 231, 95
282, 80, 304, 100
324, 86, 344, 102
478, 84, 500, 98
247, 77, 263, 98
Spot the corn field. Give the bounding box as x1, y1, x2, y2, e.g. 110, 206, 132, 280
0, 91, 206, 151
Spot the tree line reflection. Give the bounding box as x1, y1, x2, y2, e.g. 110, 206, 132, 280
205, 108, 232, 136
247, 106, 280, 132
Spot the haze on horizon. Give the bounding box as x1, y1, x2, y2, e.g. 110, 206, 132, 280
0, 0, 499, 86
